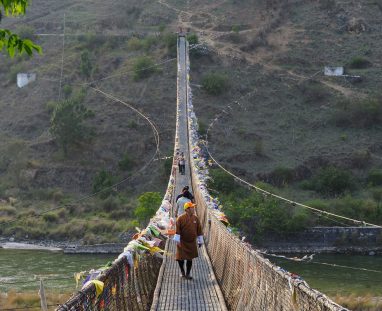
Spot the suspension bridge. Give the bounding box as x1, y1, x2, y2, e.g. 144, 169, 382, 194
56, 35, 348, 311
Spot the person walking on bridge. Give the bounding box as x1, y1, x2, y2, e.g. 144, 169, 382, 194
178, 153, 186, 175
174, 202, 203, 280
175, 195, 190, 218
176, 186, 195, 203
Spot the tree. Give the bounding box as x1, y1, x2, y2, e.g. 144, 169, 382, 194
201, 72, 229, 95
208, 168, 237, 194
0, 0, 42, 57
80, 50, 93, 78
50, 92, 94, 155
118, 153, 134, 171
92, 170, 116, 199
134, 192, 162, 224
133, 56, 158, 81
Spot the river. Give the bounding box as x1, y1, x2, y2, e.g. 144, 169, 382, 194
0, 249, 116, 293
269, 253, 382, 297
1, 250, 381, 308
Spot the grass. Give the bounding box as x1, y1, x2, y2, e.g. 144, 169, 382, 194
0, 192, 142, 242
334, 294, 382, 311
0, 290, 72, 310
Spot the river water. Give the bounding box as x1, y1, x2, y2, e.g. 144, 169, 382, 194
269, 253, 382, 297
0, 249, 116, 293
1, 250, 381, 298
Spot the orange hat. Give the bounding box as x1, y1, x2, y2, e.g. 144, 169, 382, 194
184, 202, 196, 209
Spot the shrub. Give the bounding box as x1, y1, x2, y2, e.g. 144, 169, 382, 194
0, 205, 16, 216
187, 33, 198, 45
309, 166, 356, 196
62, 84, 72, 99
158, 24, 166, 32
334, 96, 382, 128
82, 33, 106, 50
134, 192, 162, 224
255, 181, 277, 194
80, 50, 93, 78
331, 196, 380, 223
163, 33, 177, 56
163, 157, 173, 177
348, 56, 371, 69
232, 25, 240, 33
133, 56, 158, 81
109, 208, 130, 220
142, 36, 159, 51
118, 153, 134, 171
88, 219, 116, 234
298, 80, 329, 103
102, 196, 121, 212
368, 169, 382, 186
201, 72, 228, 95
92, 170, 116, 199
50, 95, 94, 155
223, 192, 309, 240
208, 168, 237, 194
83, 232, 98, 245
42, 211, 59, 223
198, 120, 207, 137
128, 120, 138, 129
65, 219, 87, 239
127, 37, 143, 50
371, 187, 382, 204
269, 166, 294, 187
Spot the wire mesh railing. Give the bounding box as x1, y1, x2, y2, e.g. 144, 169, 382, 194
57, 68, 181, 311
184, 39, 348, 311
58, 255, 162, 311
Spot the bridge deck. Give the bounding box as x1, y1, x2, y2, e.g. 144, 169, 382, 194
151, 36, 227, 311
154, 241, 226, 311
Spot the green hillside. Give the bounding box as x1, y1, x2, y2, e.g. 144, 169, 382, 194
1, 0, 382, 243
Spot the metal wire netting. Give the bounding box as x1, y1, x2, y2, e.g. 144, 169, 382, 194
191, 175, 347, 311
57, 254, 163, 311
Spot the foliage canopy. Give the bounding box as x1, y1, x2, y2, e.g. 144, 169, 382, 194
0, 0, 42, 57
134, 192, 161, 224
49, 91, 94, 155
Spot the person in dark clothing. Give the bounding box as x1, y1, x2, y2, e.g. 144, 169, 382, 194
176, 186, 195, 203
176, 151, 181, 173
179, 155, 186, 175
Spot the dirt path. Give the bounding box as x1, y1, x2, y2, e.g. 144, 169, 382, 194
158, 0, 361, 99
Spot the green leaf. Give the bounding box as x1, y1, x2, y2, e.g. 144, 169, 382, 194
0, 28, 41, 57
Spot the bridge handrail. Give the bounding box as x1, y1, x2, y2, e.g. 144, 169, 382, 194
184, 42, 348, 311
57, 90, 180, 311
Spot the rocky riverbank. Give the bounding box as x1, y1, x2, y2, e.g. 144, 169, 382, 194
0, 237, 125, 254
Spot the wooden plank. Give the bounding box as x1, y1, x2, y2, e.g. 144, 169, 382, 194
150, 36, 227, 311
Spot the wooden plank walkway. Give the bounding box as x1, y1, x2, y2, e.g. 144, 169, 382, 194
154, 241, 227, 311
150, 36, 227, 311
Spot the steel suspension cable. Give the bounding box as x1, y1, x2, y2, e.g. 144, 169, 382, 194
260, 252, 382, 274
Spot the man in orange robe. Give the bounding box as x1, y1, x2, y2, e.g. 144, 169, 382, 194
173, 202, 203, 279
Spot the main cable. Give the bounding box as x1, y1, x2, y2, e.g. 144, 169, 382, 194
260, 251, 382, 274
